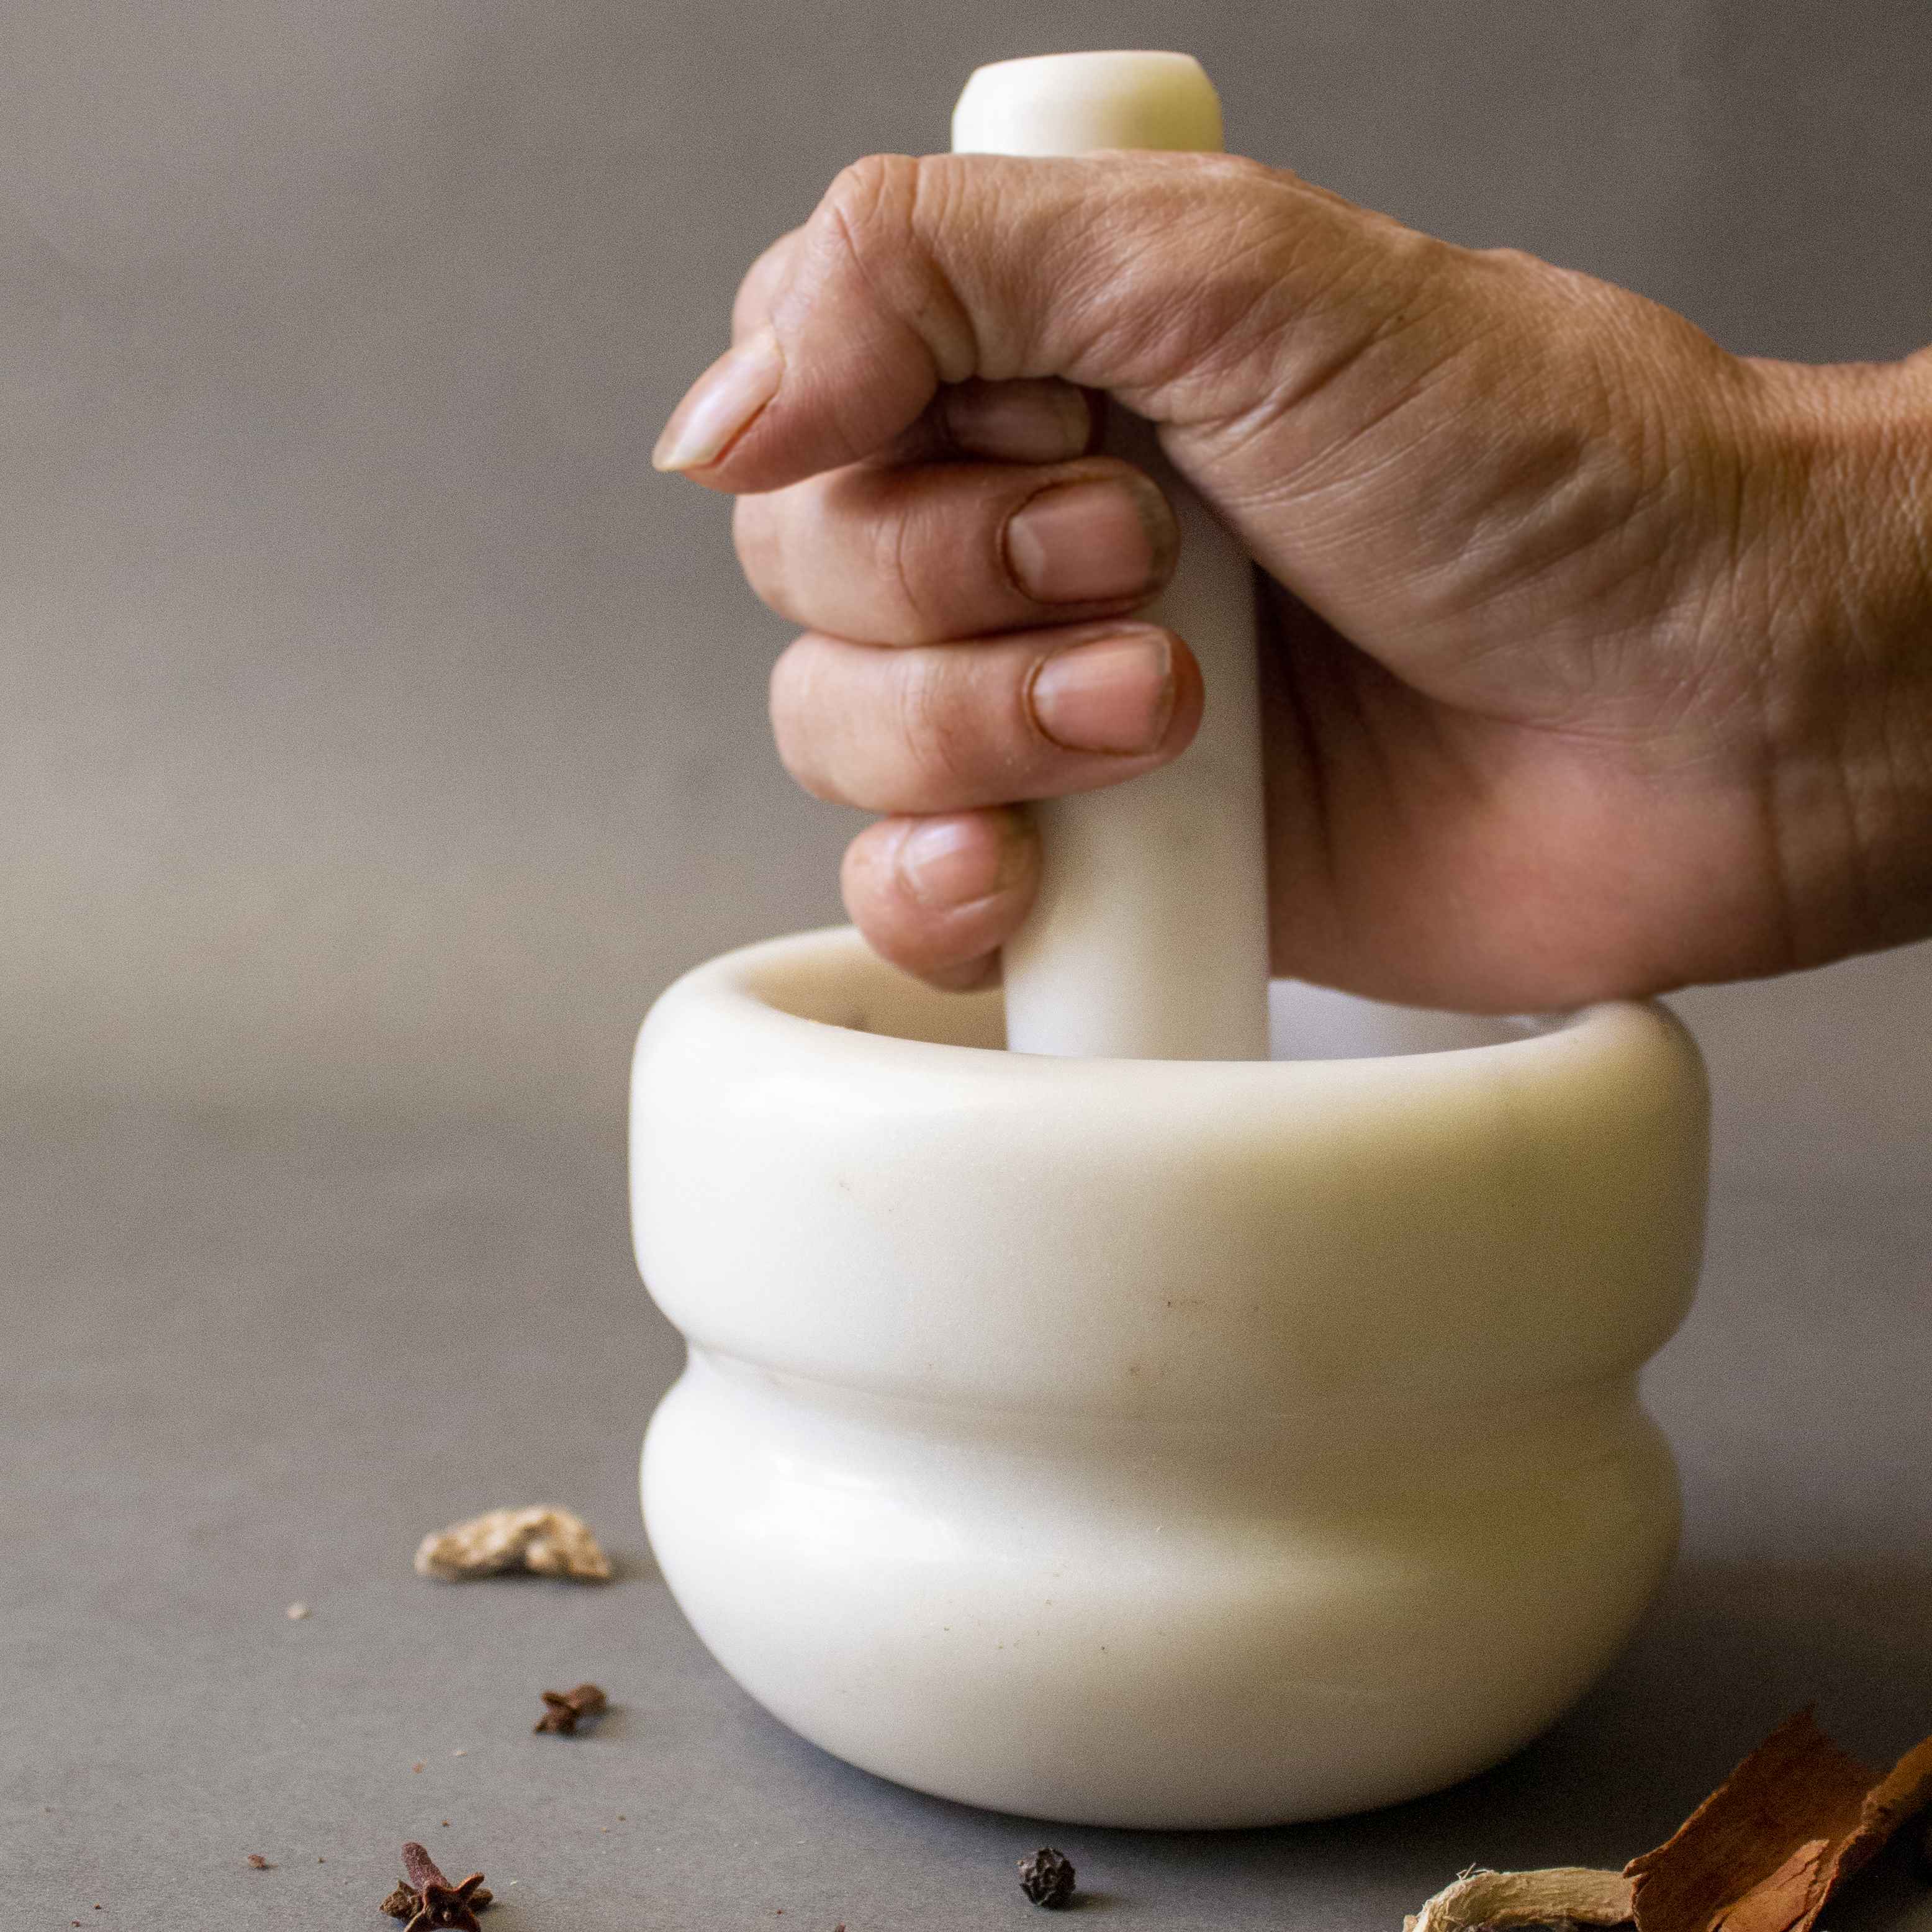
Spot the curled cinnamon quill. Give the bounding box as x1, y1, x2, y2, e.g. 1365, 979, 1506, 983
1625, 1707, 1932, 1932
1403, 1707, 1932, 1932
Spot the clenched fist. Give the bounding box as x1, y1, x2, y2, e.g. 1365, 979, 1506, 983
657, 151, 1932, 1009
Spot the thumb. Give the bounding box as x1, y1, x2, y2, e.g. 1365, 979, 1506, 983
651, 150, 1447, 504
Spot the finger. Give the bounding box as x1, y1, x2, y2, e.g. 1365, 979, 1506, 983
736, 455, 1177, 646
769, 621, 1201, 813
841, 810, 1038, 991
884, 377, 1096, 468
732, 228, 805, 343
651, 149, 1439, 495
739, 243, 1098, 467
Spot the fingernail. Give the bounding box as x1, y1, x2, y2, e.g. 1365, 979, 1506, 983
898, 816, 1016, 908
1029, 633, 1175, 756
652, 327, 784, 473
1004, 476, 1173, 604
942, 382, 1091, 462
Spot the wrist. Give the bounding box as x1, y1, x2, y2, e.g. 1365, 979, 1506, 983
1746, 353, 1932, 960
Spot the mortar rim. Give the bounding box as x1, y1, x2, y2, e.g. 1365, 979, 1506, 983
648, 923, 1687, 1090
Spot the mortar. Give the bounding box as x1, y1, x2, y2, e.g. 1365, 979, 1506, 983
633, 52, 1710, 1829
631, 928, 1707, 1827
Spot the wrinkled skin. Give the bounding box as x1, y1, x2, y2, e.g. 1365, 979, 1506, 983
657, 151, 1932, 1009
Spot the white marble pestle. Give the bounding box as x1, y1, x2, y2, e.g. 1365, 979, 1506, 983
954, 53, 1270, 1060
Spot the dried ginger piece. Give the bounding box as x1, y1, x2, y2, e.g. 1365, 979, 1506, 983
1625, 1707, 1932, 1932
1404, 1864, 1635, 1931
413, 1505, 612, 1582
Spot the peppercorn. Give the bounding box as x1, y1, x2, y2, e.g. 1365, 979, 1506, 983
1018, 1847, 1075, 1909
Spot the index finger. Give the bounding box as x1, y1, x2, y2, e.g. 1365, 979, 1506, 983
651, 148, 1413, 498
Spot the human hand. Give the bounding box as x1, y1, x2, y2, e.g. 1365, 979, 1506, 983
655, 152, 1932, 1009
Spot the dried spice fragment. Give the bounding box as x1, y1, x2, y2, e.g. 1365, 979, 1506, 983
1625, 1707, 1932, 1932
245, 1853, 271, 1869
534, 1682, 608, 1735
1018, 1847, 1077, 1909
385, 1844, 492, 1931
413, 1506, 612, 1583
1403, 1866, 1635, 1932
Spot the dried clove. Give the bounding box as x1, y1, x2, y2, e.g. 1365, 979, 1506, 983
414, 1505, 612, 1583
384, 1843, 492, 1931
1018, 1847, 1077, 1910
534, 1682, 608, 1735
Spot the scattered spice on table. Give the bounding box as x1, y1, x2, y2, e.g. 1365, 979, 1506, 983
1402, 1705, 1932, 1932
414, 1505, 612, 1582
382, 1841, 492, 1930
535, 1681, 608, 1735
1018, 1847, 1077, 1909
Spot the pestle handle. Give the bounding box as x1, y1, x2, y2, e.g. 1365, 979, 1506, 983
952, 52, 1271, 1061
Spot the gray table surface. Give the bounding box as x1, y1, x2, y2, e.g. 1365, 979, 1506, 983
7, 1, 1932, 1924
8, 1002, 1931, 1932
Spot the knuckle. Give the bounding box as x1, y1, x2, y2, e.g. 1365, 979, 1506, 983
808, 154, 976, 385
732, 227, 803, 338
841, 841, 954, 977
885, 649, 1004, 800
891, 654, 978, 798
841, 827, 909, 926
815, 153, 923, 262
869, 490, 945, 641
731, 494, 787, 608
842, 817, 1023, 988
767, 644, 841, 800
1185, 151, 1276, 194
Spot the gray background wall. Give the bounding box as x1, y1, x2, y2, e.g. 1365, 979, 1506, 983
4, 0, 1928, 1185
7, 7, 1932, 1925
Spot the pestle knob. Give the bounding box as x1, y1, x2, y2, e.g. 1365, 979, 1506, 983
952, 52, 1271, 1061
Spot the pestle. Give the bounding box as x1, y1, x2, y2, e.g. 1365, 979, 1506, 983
952, 53, 1270, 1061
